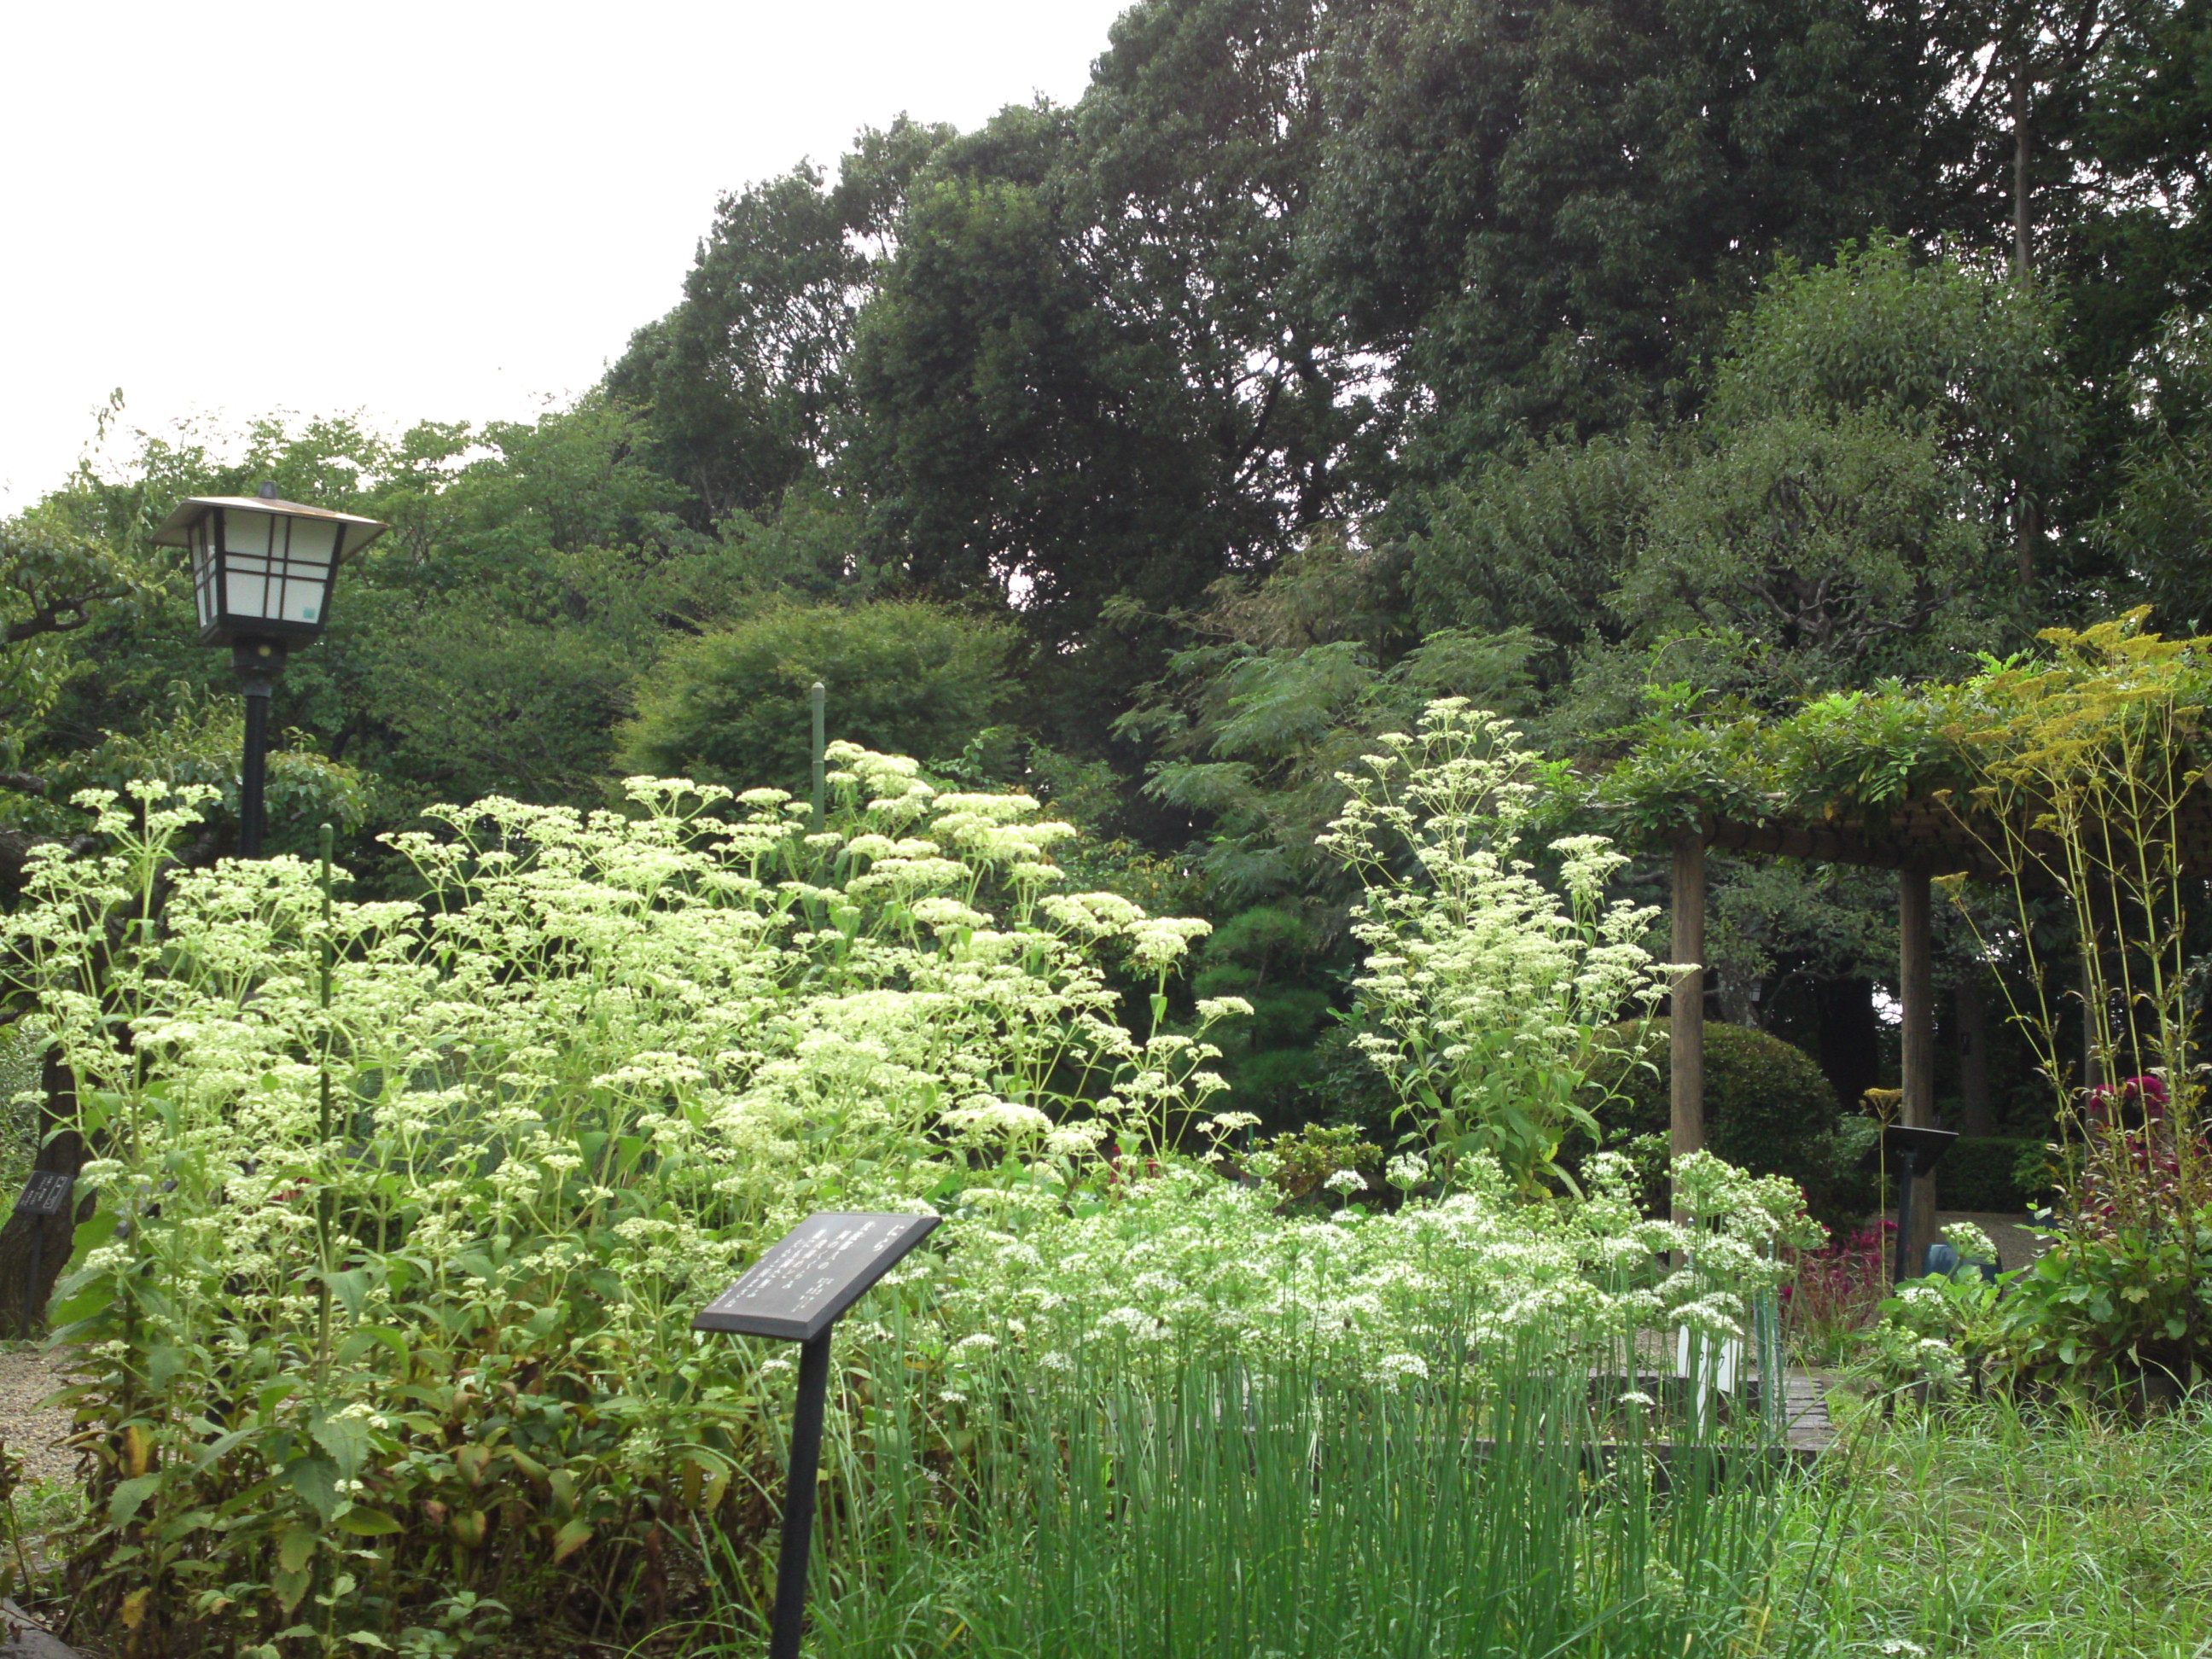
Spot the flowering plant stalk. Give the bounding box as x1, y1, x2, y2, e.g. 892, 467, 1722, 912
1321, 700, 1681, 1196
1935, 618, 2212, 1382
7, 754, 1237, 1654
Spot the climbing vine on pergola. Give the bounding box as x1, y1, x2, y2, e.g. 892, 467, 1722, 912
1586, 614, 2212, 1260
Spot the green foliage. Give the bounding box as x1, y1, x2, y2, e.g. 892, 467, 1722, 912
1256, 1121, 1382, 1208
618, 601, 1016, 795
1941, 1136, 2050, 1214
1616, 408, 1998, 667
1994, 1209, 2212, 1381
1325, 703, 1674, 1195
1583, 1022, 1867, 1228
0, 515, 154, 753
2100, 310, 2212, 633
1711, 240, 2078, 515
1408, 429, 1665, 664
1418, 248, 2056, 701
12, 759, 1236, 1650
1188, 904, 1335, 1129
1313, 0, 1947, 479
608, 120, 949, 521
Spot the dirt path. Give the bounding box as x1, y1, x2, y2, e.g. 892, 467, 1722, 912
0, 1350, 76, 1490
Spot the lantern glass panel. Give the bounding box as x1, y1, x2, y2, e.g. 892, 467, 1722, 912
276, 520, 339, 626
221, 509, 274, 620
215, 509, 339, 627
190, 517, 218, 632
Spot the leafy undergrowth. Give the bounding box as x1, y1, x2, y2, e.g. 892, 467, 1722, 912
1778, 1394, 2212, 1658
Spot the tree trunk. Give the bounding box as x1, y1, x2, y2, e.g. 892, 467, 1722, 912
1815, 977, 1882, 1115
0, 1045, 91, 1334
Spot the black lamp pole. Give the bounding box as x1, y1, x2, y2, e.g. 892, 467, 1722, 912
233, 636, 286, 859
232, 481, 287, 859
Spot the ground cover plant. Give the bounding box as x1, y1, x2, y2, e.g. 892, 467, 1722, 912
1777, 1394, 2212, 1659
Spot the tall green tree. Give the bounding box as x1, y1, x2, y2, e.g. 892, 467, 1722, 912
1309, 0, 1955, 483
608, 119, 952, 523
1416, 247, 2070, 696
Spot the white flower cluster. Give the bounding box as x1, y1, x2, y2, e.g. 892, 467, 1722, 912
1320, 701, 1683, 1190
7, 760, 1237, 1434
911, 1147, 1813, 1390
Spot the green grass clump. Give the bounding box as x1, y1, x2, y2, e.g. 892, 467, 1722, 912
1777, 1394, 2212, 1658
693, 1340, 1802, 1659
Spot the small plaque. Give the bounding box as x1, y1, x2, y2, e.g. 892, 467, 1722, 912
13, 1172, 74, 1218
695, 1212, 940, 1342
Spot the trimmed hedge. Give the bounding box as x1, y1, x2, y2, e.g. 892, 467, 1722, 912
1939, 1135, 2048, 1214
1582, 1022, 1871, 1229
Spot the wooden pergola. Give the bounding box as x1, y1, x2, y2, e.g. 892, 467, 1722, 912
1666, 791, 2212, 1266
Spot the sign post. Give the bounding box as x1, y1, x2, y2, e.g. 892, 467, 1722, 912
695, 1212, 940, 1659
1875, 1125, 1958, 1284
14, 1172, 76, 1339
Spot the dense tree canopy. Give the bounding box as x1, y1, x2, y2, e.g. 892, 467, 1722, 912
7, 0, 2207, 1126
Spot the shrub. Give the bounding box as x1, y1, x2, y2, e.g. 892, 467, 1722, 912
1581, 1022, 1870, 1229
1989, 1203, 2212, 1382
618, 600, 1016, 794
1940, 1135, 2046, 1214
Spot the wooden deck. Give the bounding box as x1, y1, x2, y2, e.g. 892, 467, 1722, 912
1776, 1368, 1837, 1458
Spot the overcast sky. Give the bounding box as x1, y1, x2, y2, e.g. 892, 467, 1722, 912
0, 0, 1132, 510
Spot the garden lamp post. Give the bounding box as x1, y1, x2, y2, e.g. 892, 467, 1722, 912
153, 483, 387, 856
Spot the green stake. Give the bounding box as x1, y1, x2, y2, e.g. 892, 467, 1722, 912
810, 680, 827, 834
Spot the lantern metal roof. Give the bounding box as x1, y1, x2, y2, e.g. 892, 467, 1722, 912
151, 495, 388, 561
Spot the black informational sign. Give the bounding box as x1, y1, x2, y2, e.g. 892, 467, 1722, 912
695, 1212, 940, 1342
1877, 1124, 1959, 1170
13, 1172, 74, 1218
695, 1210, 943, 1659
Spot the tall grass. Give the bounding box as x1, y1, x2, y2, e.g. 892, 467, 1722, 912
691, 1330, 1811, 1659
1774, 1393, 2212, 1659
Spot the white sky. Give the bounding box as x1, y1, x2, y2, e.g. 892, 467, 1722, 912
0, 0, 1133, 510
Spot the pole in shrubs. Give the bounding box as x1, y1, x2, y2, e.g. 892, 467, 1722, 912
1877, 1125, 1958, 1282
695, 1212, 940, 1659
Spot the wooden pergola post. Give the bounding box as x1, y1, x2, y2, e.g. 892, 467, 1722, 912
1669, 833, 1707, 1222
1899, 864, 1940, 1271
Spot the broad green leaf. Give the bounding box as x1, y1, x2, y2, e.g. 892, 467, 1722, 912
286, 1458, 341, 1525
108, 1473, 162, 1528
335, 1507, 404, 1537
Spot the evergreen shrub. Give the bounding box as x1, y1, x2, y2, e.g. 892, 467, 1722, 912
1939, 1135, 2046, 1214
1583, 1022, 1871, 1229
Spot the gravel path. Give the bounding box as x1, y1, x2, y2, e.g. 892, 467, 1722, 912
0, 1350, 76, 1490
1935, 1209, 2050, 1273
